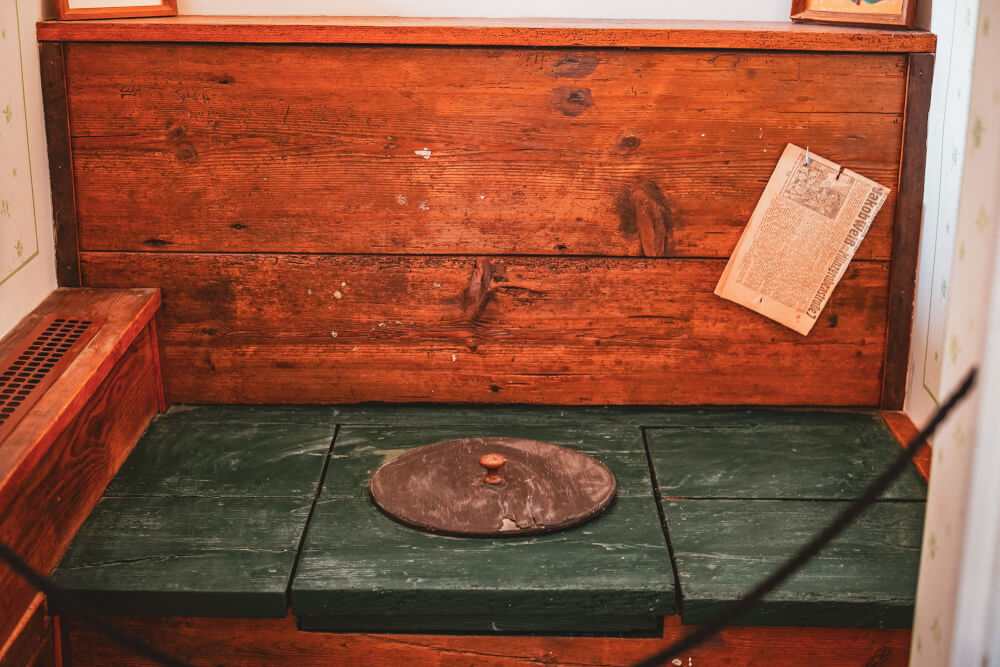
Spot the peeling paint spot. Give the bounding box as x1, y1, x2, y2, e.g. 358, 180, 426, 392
307, 288, 313, 295
334, 290, 343, 299
418, 200, 430, 210
433, 282, 441, 288
396, 194, 408, 205
415, 147, 432, 159
330, 331, 337, 337
451, 354, 457, 362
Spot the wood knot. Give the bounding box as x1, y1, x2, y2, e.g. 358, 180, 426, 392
462, 258, 497, 321
175, 143, 198, 162
614, 179, 673, 257
551, 87, 593, 117
618, 135, 641, 151
166, 125, 186, 141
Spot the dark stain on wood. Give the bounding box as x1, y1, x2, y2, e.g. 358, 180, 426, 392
551, 54, 599, 78
142, 238, 172, 248
551, 87, 593, 116
615, 179, 672, 257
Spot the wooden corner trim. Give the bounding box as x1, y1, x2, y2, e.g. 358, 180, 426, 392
39, 42, 80, 288
881, 52, 934, 410
881, 410, 931, 481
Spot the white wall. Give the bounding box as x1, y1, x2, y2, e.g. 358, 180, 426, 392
907, 0, 981, 425
910, 0, 1000, 662
176, 0, 790, 20
0, 0, 56, 339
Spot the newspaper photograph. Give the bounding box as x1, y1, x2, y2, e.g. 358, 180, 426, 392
715, 143, 890, 335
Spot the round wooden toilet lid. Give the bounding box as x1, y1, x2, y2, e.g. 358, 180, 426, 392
369, 437, 617, 537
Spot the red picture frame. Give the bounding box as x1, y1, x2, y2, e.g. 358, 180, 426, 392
790, 0, 917, 28
57, 0, 178, 21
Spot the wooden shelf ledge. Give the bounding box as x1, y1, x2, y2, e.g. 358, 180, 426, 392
36, 16, 936, 52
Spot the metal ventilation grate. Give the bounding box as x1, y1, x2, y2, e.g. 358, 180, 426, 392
0, 316, 103, 444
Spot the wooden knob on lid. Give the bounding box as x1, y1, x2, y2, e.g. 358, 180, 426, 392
479, 453, 506, 485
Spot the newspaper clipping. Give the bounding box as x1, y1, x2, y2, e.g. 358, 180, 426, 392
715, 144, 889, 335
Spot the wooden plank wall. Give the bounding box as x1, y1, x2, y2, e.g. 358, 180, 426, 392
62, 43, 909, 405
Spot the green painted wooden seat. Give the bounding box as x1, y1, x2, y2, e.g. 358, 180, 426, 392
50, 406, 924, 633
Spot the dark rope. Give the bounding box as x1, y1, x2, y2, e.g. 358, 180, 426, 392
0, 539, 196, 667
633, 367, 978, 667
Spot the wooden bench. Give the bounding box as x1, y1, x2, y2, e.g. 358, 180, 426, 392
45, 404, 924, 665
18, 15, 938, 665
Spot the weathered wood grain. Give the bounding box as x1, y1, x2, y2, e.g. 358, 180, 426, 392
79, 253, 890, 405
330, 424, 654, 498
65, 44, 905, 261
646, 416, 926, 500
291, 496, 674, 627
50, 496, 312, 618
104, 408, 335, 497
0, 326, 159, 646
881, 410, 931, 481
882, 53, 935, 409
60, 613, 913, 665
36, 16, 937, 53
665, 499, 924, 628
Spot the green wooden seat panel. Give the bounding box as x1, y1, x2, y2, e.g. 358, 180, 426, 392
50, 496, 312, 618
326, 424, 654, 498
664, 499, 924, 628
647, 413, 925, 500
291, 496, 675, 632
105, 405, 337, 497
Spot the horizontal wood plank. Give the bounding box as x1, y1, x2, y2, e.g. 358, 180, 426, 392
37, 16, 936, 52
646, 414, 926, 500
61, 613, 912, 666
80, 252, 889, 405
665, 499, 924, 627
65, 44, 905, 260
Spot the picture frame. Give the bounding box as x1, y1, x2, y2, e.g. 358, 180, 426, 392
57, 0, 178, 21
790, 0, 917, 28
